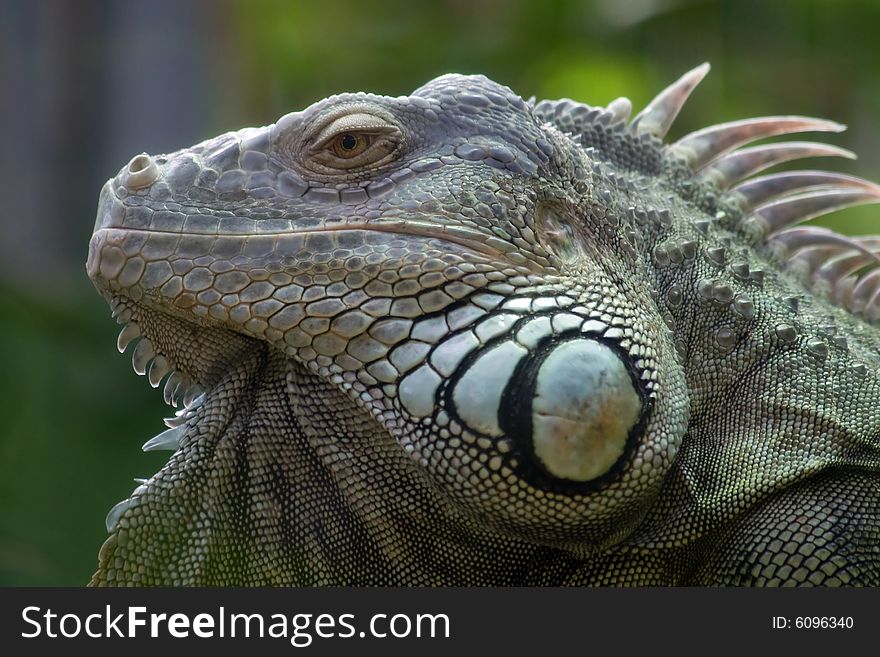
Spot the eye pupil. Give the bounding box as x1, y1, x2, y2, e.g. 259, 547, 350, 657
340, 133, 358, 150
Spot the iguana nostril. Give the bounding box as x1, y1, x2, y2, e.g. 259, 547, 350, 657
124, 153, 160, 189
128, 154, 151, 173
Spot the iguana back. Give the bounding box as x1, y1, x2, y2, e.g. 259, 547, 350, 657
86, 65, 880, 585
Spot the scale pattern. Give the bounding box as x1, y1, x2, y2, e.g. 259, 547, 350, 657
86, 65, 880, 585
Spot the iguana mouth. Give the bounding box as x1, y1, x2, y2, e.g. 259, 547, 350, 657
298, 218, 510, 259
89, 178, 516, 263
91, 220, 507, 260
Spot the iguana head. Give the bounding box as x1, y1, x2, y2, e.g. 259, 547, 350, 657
87, 65, 879, 568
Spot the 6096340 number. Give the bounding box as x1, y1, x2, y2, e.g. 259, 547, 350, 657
795, 617, 853, 629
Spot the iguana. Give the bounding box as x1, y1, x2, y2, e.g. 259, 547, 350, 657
86, 64, 880, 586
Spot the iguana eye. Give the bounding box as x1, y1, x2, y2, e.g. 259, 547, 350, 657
307, 111, 401, 171
331, 132, 371, 158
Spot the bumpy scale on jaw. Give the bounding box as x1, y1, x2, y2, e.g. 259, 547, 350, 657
86, 65, 880, 586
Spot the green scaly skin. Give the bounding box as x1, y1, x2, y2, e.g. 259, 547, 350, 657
85, 65, 880, 585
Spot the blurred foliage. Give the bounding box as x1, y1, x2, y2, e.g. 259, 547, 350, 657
0, 280, 169, 584
228, 0, 880, 229
2, 0, 880, 584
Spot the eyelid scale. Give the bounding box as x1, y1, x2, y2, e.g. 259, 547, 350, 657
311, 112, 399, 150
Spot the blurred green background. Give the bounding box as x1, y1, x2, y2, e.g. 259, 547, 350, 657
2, 0, 880, 585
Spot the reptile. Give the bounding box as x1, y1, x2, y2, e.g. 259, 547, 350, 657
86, 64, 880, 586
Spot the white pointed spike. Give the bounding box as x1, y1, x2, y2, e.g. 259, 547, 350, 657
756, 188, 880, 235
163, 411, 191, 429
630, 63, 710, 138
142, 425, 184, 452
184, 390, 206, 409
147, 355, 171, 388
116, 323, 141, 353
703, 141, 855, 188
786, 246, 842, 276
162, 371, 182, 406
131, 338, 155, 375
831, 274, 858, 308
850, 268, 880, 313
171, 380, 188, 407
163, 402, 194, 428
674, 116, 845, 170
814, 249, 880, 291
606, 97, 632, 124
112, 306, 132, 325
770, 227, 868, 256
105, 498, 133, 533
735, 170, 880, 209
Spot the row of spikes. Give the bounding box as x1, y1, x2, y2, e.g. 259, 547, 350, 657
111, 299, 204, 409
626, 63, 880, 320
